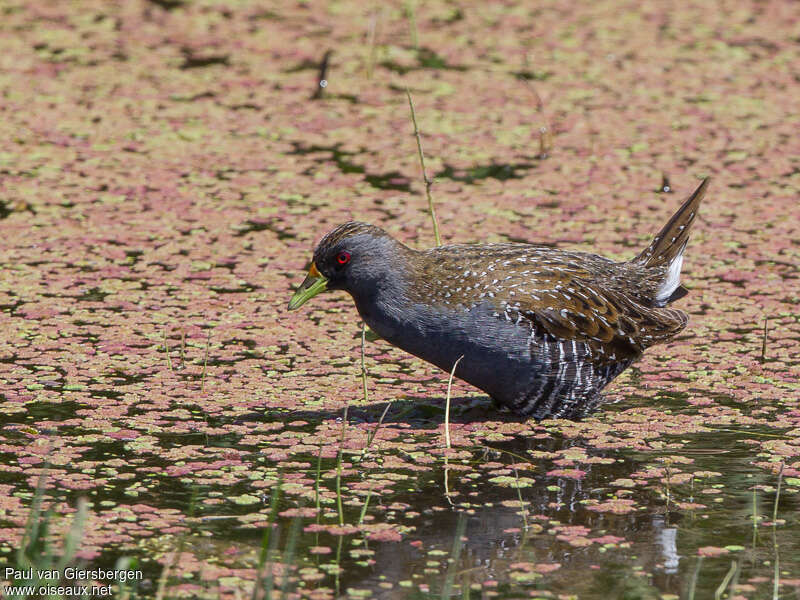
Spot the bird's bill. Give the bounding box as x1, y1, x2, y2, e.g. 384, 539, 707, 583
287, 262, 328, 310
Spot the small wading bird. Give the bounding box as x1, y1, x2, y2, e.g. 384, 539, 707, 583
288, 179, 708, 420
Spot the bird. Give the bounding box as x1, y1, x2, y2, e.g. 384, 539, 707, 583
287, 179, 708, 420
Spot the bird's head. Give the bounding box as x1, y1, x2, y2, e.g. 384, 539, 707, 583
287, 222, 406, 310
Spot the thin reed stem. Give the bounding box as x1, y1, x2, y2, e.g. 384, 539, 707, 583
360, 322, 369, 404
201, 329, 211, 392
357, 488, 373, 525
163, 328, 172, 371
254, 479, 283, 600
314, 446, 323, 524
444, 355, 464, 449
511, 459, 529, 531
441, 514, 467, 599
279, 516, 302, 599
179, 329, 186, 369
772, 462, 784, 523
406, 89, 441, 246
405, 1, 418, 48
714, 560, 737, 600
336, 404, 349, 527
752, 484, 758, 548
365, 402, 392, 450
687, 556, 703, 600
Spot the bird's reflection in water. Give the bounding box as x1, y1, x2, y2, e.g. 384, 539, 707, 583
653, 514, 680, 574
352, 454, 687, 598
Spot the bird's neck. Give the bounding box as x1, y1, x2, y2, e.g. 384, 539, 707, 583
350, 246, 422, 344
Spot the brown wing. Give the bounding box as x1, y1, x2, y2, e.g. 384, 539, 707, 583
413, 243, 688, 357
500, 271, 688, 360
500, 275, 688, 419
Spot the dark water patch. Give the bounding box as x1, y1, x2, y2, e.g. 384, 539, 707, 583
179, 55, 229, 70
202, 356, 241, 367
154, 430, 242, 450
381, 47, 467, 74
147, 0, 185, 10
514, 69, 553, 81
147, 260, 177, 272
432, 7, 463, 23
25, 397, 81, 420
213, 260, 238, 271
98, 370, 149, 387
209, 283, 257, 294
435, 161, 535, 183
364, 171, 411, 191
79, 438, 136, 463
232, 337, 258, 351
0, 399, 83, 428
289, 142, 411, 191
260, 396, 499, 430
322, 92, 360, 104
90, 388, 125, 401
0, 298, 24, 315
284, 59, 322, 73
233, 218, 295, 239
171, 92, 216, 104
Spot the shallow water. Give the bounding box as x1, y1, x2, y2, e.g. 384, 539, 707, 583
3, 388, 797, 599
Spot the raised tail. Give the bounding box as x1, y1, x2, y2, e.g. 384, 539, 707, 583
633, 178, 709, 305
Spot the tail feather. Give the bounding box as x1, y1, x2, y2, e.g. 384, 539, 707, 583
634, 178, 709, 268
633, 178, 709, 306
664, 285, 688, 303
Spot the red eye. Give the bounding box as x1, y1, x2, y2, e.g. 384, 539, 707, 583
336, 251, 351, 265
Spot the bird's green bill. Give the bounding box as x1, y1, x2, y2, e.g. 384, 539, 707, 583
287, 262, 328, 310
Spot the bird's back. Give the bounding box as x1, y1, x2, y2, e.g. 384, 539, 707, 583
409, 242, 688, 350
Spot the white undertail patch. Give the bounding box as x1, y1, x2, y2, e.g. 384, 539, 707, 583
655, 251, 684, 305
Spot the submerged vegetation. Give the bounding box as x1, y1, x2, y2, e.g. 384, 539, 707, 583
0, 0, 798, 599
